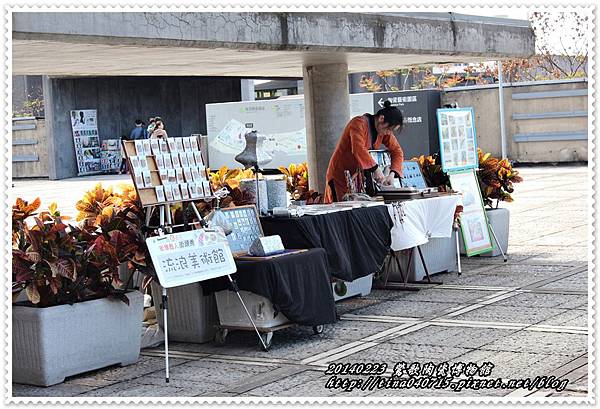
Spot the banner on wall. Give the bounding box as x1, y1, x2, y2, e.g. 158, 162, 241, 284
70, 109, 102, 176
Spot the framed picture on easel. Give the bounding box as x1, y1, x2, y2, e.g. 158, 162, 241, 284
448, 169, 493, 256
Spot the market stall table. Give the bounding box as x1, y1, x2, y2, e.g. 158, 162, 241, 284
382, 193, 462, 288
261, 205, 392, 281
203, 248, 336, 348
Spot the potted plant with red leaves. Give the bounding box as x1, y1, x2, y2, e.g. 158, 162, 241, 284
12, 197, 143, 387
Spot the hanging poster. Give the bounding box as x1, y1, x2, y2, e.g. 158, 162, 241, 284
436, 107, 478, 173
70, 109, 101, 175
146, 229, 237, 288
448, 170, 493, 256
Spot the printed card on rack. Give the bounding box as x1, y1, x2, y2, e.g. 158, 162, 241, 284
193, 151, 204, 167
134, 140, 144, 156
142, 140, 152, 157
182, 167, 192, 183
167, 138, 177, 153
167, 169, 176, 184
160, 139, 169, 153
129, 155, 140, 169
182, 137, 192, 151
142, 170, 152, 187
139, 156, 148, 169
189, 182, 199, 198
197, 166, 207, 181
202, 180, 211, 197
133, 170, 144, 187
190, 136, 200, 151
155, 185, 166, 202
179, 152, 189, 167
164, 185, 174, 201
186, 151, 196, 167
175, 138, 184, 152
155, 154, 164, 168
163, 153, 172, 169
191, 167, 200, 182
172, 184, 182, 201
180, 183, 189, 200
150, 139, 160, 156
176, 168, 185, 184
171, 152, 181, 168
159, 169, 168, 184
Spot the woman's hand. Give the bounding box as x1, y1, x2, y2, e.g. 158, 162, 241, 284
383, 173, 396, 186
373, 168, 386, 185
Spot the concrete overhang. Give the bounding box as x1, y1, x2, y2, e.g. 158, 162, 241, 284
12, 12, 535, 77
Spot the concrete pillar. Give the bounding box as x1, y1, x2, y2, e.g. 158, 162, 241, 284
42, 76, 78, 180
302, 63, 350, 195
240, 79, 255, 101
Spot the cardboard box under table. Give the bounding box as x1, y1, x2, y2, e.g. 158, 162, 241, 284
204, 248, 336, 349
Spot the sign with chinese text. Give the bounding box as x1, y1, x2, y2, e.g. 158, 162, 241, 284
146, 229, 236, 288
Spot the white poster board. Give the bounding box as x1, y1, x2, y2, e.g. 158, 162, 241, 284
448, 170, 493, 256
146, 229, 236, 288
436, 108, 478, 173
70, 109, 102, 175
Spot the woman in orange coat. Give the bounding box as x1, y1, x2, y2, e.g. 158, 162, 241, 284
324, 101, 405, 203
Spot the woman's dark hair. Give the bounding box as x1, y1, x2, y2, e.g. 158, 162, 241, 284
375, 100, 404, 130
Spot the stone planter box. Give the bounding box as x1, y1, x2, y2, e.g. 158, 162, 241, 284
12, 291, 144, 387
151, 282, 219, 344
458, 208, 510, 257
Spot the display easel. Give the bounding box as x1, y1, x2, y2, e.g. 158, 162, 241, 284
123, 136, 269, 383
148, 201, 269, 383
436, 107, 507, 263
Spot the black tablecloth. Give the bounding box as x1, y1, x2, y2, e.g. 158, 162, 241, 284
261, 206, 393, 282
203, 248, 336, 326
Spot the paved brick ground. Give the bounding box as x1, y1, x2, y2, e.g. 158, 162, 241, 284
11, 165, 589, 399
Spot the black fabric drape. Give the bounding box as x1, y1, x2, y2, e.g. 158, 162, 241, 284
203, 248, 336, 326
261, 206, 392, 282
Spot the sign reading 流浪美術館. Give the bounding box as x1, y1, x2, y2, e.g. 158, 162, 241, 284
146, 229, 237, 288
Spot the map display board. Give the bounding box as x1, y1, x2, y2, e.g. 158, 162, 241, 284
207, 94, 384, 169
70, 109, 101, 175
206, 98, 307, 169
436, 107, 478, 173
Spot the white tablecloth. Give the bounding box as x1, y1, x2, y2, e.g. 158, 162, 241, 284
388, 195, 462, 251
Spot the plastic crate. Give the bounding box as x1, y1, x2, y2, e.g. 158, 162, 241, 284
332, 274, 373, 301
151, 282, 219, 343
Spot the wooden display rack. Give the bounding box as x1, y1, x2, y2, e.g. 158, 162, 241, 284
122, 136, 214, 207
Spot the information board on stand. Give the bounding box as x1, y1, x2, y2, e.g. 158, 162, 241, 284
70, 109, 102, 175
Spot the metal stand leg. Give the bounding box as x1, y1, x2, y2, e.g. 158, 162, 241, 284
455, 228, 462, 275
227, 275, 269, 351
416, 246, 432, 284
489, 224, 508, 262
161, 287, 170, 383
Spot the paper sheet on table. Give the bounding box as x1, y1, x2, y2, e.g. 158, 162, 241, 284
388, 195, 462, 251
